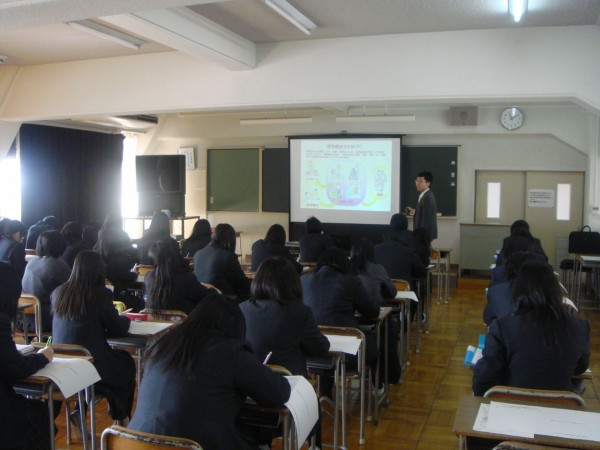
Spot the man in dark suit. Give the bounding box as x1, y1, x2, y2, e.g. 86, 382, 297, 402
406, 171, 437, 240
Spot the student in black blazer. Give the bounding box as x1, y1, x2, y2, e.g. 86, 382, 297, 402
373, 235, 427, 290
496, 219, 548, 265
181, 218, 211, 258
0, 219, 27, 280
144, 240, 212, 314
473, 260, 590, 397
193, 223, 250, 301
298, 216, 335, 263
137, 211, 180, 265
52, 251, 136, 423
240, 256, 329, 376
0, 262, 54, 449
60, 221, 90, 268
129, 294, 291, 450
250, 224, 302, 273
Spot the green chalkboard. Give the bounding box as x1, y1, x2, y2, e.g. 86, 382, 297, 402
207, 148, 259, 211
262, 148, 290, 212
400, 146, 458, 216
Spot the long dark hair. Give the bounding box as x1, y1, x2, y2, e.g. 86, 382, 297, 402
188, 219, 211, 241
61, 222, 84, 245
251, 257, 302, 305
210, 223, 237, 252
144, 293, 245, 373
146, 240, 184, 310
36, 230, 67, 257
316, 247, 350, 274
349, 238, 375, 275
145, 211, 171, 237
94, 211, 127, 258
512, 260, 569, 347
53, 251, 106, 320
265, 224, 286, 245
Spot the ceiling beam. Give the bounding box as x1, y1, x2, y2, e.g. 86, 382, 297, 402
103, 7, 256, 70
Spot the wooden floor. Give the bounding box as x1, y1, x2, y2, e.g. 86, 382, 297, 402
53, 278, 600, 450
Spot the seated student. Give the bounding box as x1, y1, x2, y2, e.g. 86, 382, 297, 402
484, 251, 544, 326
0, 219, 27, 280
60, 221, 90, 268
496, 219, 548, 265
473, 260, 590, 397
144, 240, 212, 314
298, 216, 335, 263
137, 211, 179, 265
301, 248, 380, 395
383, 213, 414, 246
181, 218, 212, 258
373, 234, 427, 291
25, 215, 58, 250
22, 230, 71, 332
193, 223, 250, 302
129, 294, 291, 450
52, 251, 136, 425
489, 235, 534, 288
250, 224, 302, 273
0, 263, 54, 449
240, 256, 330, 376
94, 212, 143, 311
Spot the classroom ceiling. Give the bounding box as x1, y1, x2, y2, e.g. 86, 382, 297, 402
1, 0, 599, 131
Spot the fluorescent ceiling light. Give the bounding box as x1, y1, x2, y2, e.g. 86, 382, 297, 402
240, 117, 313, 125
335, 115, 416, 123
67, 20, 145, 50
262, 0, 316, 35
508, 0, 528, 23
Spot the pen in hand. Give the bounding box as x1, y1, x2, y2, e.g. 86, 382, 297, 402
263, 351, 273, 365
45, 336, 52, 347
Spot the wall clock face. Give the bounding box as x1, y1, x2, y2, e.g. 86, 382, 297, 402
500, 107, 523, 130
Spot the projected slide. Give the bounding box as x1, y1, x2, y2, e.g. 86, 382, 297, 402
301, 141, 391, 211
290, 136, 401, 225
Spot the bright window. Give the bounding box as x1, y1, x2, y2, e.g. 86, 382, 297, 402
487, 182, 501, 219
556, 184, 571, 220
0, 157, 21, 220
121, 134, 139, 237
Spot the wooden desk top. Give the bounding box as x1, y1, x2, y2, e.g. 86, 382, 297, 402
453, 396, 600, 450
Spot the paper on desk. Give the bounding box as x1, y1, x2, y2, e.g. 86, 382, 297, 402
284, 376, 319, 449
128, 321, 173, 335
16, 344, 34, 355
34, 357, 100, 398
325, 334, 361, 355
395, 291, 418, 302
473, 402, 534, 438
534, 405, 600, 442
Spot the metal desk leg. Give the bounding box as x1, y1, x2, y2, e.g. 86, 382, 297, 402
358, 343, 365, 446
416, 295, 422, 354
87, 385, 97, 450
48, 384, 55, 450
77, 390, 89, 450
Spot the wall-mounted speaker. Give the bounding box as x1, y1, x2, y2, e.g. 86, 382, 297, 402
450, 106, 478, 126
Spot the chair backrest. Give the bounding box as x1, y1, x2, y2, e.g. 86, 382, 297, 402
391, 278, 410, 291
140, 308, 187, 323
268, 364, 292, 376
483, 385, 585, 407
16, 294, 44, 343
134, 264, 153, 276
31, 342, 92, 357
101, 426, 202, 450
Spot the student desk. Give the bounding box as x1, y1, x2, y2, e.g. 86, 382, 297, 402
573, 254, 600, 308
13, 355, 97, 450
453, 396, 600, 450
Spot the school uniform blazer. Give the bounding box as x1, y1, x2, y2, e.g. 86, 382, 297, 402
413, 189, 438, 240
250, 238, 302, 273
373, 239, 427, 287
483, 281, 514, 326
181, 236, 210, 258
22, 256, 71, 331
193, 244, 251, 300
472, 312, 590, 397
0, 313, 49, 448
496, 236, 548, 265
137, 232, 180, 265
298, 233, 335, 263
51, 287, 131, 388
144, 270, 211, 314
129, 336, 291, 450
240, 299, 330, 376
301, 266, 380, 328
60, 239, 90, 268
0, 237, 26, 279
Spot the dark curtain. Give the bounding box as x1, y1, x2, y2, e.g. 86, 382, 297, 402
19, 124, 124, 228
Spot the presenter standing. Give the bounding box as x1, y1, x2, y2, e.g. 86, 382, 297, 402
405, 171, 437, 240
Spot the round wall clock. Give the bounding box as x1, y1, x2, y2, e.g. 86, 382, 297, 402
500, 107, 523, 130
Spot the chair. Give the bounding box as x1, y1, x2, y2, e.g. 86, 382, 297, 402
14, 294, 50, 344
388, 279, 412, 369
134, 264, 153, 277
100, 425, 203, 450
430, 249, 450, 304
139, 308, 187, 323
30, 342, 101, 448
483, 385, 585, 407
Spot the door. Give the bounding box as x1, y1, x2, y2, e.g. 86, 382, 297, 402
475, 171, 525, 225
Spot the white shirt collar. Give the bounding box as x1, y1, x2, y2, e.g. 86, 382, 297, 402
418, 188, 429, 203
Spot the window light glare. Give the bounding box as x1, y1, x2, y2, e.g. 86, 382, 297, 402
487, 182, 501, 219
